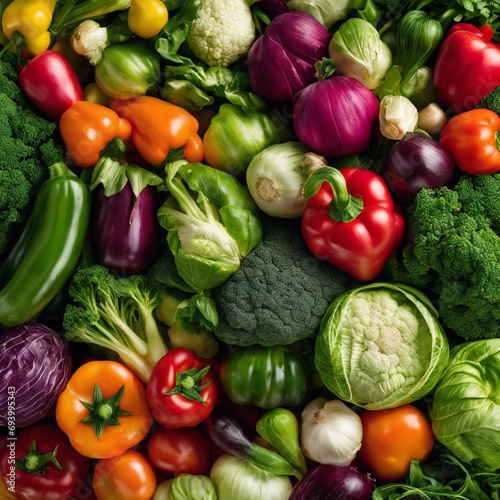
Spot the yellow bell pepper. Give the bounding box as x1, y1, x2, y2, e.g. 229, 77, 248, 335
2, 0, 56, 56
128, 0, 168, 39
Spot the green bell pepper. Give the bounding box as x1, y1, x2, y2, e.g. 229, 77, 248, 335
221, 346, 310, 409
0, 162, 90, 327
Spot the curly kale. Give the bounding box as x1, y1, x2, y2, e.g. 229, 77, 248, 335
212, 218, 352, 347
403, 174, 500, 340
0, 52, 61, 255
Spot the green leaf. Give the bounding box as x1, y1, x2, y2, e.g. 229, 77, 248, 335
175, 293, 219, 334
161, 79, 214, 112
90, 157, 128, 196
127, 165, 164, 198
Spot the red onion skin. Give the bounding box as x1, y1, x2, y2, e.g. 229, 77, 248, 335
293, 76, 380, 157
289, 465, 375, 500
95, 182, 159, 275
259, 0, 290, 18
247, 12, 332, 105
384, 133, 455, 203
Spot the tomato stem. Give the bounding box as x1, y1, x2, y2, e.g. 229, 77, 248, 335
163, 365, 212, 406
79, 384, 133, 439
15, 441, 67, 475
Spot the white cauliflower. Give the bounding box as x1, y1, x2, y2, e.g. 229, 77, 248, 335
187, 0, 256, 67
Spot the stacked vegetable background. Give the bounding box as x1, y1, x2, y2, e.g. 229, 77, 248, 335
1, 0, 500, 498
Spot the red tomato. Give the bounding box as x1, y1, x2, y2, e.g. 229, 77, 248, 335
147, 427, 210, 475
146, 348, 217, 429
358, 404, 435, 483
93, 450, 156, 500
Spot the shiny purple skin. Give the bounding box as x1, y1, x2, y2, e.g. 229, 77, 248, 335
289, 465, 375, 500
384, 133, 456, 203
293, 76, 380, 157
247, 12, 332, 105
259, 0, 289, 18
0, 323, 72, 427
95, 182, 159, 275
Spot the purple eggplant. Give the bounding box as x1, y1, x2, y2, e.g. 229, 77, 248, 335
95, 182, 158, 275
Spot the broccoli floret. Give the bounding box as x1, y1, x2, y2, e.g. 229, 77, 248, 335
476, 85, 500, 114
63, 265, 167, 382
0, 52, 60, 255
212, 218, 352, 346
403, 174, 500, 340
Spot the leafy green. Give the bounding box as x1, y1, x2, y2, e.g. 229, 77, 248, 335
157, 160, 262, 293
373, 454, 500, 499
402, 174, 500, 340
430, 339, 500, 470
63, 265, 167, 383
212, 218, 351, 347
0, 52, 61, 256
162, 64, 265, 111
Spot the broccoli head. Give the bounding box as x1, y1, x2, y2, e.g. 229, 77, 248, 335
403, 173, 500, 340
63, 265, 167, 382
212, 217, 352, 346
476, 85, 500, 115
0, 52, 61, 255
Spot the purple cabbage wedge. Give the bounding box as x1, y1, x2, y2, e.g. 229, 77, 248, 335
293, 76, 379, 157
95, 182, 159, 275
247, 12, 331, 105
0, 323, 72, 427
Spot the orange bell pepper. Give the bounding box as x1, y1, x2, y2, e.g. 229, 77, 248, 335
55, 361, 153, 459
60, 101, 132, 168
111, 96, 204, 166
439, 108, 500, 175
93, 450, 156, 500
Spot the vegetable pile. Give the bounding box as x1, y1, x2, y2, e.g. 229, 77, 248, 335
1, 0, 500, 499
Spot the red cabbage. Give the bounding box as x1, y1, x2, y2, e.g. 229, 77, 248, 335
247, 12, 331, 106
293, 76, 380, 157
0, 323, 72, 427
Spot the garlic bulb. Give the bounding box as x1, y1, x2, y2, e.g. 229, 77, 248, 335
379, 95, 418, 140
71, 20, 108, 66
418, 102, 447, 135
301, 398, 363, 467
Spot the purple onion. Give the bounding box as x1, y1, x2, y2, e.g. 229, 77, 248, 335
95, 182, 159, 275
247, 12, 331, 105
384, 133, 455, 203
0, 323, 72, 427
293, 76, 380, 157
259, 0, 290, 18
289, 465, 375, 500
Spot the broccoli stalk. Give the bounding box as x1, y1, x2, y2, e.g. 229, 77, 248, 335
63, 265, 167, 383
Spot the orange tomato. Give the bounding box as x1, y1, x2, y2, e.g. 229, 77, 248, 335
56, 361, 153, 459
93, 450, 156, 500
358, 404, 435, 483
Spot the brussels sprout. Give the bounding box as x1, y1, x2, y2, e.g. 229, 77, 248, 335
329, 18, 392, 90
203, 104, 287, 176
430, 339, 500, 470
315, 283, 449, 410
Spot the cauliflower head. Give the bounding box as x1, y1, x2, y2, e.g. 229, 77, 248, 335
187, 0, 256, 67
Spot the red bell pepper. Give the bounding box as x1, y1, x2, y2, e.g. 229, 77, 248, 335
18, 50, 83, 121
0, 424, 91, 500
433, 24, 500, 113
301, 167, 404, 282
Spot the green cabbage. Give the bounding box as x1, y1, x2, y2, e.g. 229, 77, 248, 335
430, 339, 500, 470
315, 283, 449, 410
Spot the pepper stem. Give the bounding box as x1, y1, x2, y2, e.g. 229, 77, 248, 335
14, 441, 67, 476
79, 384, 133, 439
163, 365, 212, 406
302, 167, 364, 223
